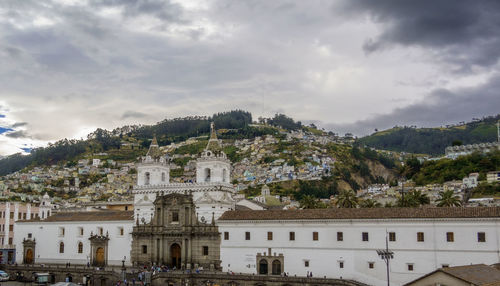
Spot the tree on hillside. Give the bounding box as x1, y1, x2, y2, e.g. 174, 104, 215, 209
436, 190, 462, 207
300, 195, 319, 209
335, 190, 358, 208
359, 198, 382, 208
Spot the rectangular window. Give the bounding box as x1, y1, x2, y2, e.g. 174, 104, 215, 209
417, 232, 425, 242
267, 231, 273, 240
389, 232, 396, 242
245, 232, 251, 240
304, 260, 309, 267
9, 212, 13, 219
408, 264, 414, 271
368, 262, 374, 269
142, 245, 147, 254
28, 233, 32, 239
337, 232, 343, 241
224, 232, 229, 240
172, 212, 179, 222
313, 232, 319, 241
362, 232, 369, 241
31, 213, 34, 219
446, 232, 454, 242
22, 213, 26, 220
119, 227, 124, 236
442, 264, 449, 268
59, 227, 65, 237
202, 246, 209, 256
79, 227, 84, 236
8, 238, 12, 245
98, 227, 103, 236
478, 232, 486, 242
289, 232, 295, 241
9, 225, 13, 232
339, 261, 344, 269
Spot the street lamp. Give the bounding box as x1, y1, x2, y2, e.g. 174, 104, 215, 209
377, 233, 394, 286
122, 256, 126, 282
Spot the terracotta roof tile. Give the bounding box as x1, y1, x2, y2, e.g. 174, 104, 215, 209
440, 264, 500, 285
218, 207, 500, 221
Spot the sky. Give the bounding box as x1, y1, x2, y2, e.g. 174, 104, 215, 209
1, 0, 500, 156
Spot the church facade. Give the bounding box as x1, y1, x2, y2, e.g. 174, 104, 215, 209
131, 193, 220, 269
133, 123, 236, 225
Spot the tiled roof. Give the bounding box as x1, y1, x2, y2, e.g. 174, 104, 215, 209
440, 264, 500, 285
18, 211, 134, 222
218, 207, 500, 221
405, 264, 500, 286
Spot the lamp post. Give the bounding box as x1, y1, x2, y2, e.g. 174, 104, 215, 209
122, 256, 126, 282
377, 233, 394, 286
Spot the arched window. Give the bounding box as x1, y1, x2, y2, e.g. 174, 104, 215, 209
259, 259, 268, 275
161, 172, 166, 182
145, 172, 150, 185
272, 260, 281, 275
59, 242, 64, 253
41, 212, 44, 219
77, 242, 83, 254
223, 169, 227, 183
204, 168, 211, 183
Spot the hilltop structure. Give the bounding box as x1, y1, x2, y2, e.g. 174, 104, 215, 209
133, 123, 236, 224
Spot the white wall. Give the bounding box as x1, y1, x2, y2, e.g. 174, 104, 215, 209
137, 165, 170, 186
196, 160, 230, 183
14, 220, 134, 266
219, 219, 500, 286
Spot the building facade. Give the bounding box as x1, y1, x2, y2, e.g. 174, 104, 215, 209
14, 211, 134, 266
131, 193, 221, 270
133, 123, 236, 225
0, 200, 44, 264
218, 207, 500, 286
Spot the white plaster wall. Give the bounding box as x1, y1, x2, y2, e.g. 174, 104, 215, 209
14, 220, 134, 266
219, 219, 500, 286
137, 165, 170, 186
196, 161, 230, 183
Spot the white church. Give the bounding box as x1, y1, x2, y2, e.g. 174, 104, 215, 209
133, 123, 236, 225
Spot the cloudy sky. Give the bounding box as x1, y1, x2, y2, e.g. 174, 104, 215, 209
1, 0, 500, 156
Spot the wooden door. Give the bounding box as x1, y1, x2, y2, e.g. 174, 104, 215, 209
25, 249, 33, 264
170, 243, 181, 269
96, 247, 105, 266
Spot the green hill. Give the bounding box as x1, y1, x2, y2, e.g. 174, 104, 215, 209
357, 114, 499, 155
0, 111, 304, 176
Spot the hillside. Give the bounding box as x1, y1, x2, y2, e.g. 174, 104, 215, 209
0, 111, 298, 176
0, 114, 399, 202
357, 114, 499, 155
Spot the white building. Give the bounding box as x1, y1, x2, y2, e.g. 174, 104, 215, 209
463, 173, 479, 188
218, 207, 500, 286
14, 211, 134, 266
133, 123, 236, 224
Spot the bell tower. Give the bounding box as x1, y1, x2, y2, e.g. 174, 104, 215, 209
196, 122, 231, 184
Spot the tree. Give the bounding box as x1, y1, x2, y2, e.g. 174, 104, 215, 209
436, 190, 462, 207
299, 195, 319, 209
409, 190, 430, 206
335, 190, 358, 208
359, 198, 381, 208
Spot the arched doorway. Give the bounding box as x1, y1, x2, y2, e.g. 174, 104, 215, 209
170, 243, 181, 269
25, 249, 33, 264
95, 247, 105, 266
259, 259, 268, 275
272, 260, 281, 275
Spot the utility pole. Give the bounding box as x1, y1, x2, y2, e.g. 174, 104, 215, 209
377, 232, 394, 286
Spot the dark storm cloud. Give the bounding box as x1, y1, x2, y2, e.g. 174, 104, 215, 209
5, 130, 30, 139
121, 110, 148, 119
343, 0, 500, 71
89, 0, 186, 23
326, 74, 500, 136
11, 122, 28, 128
